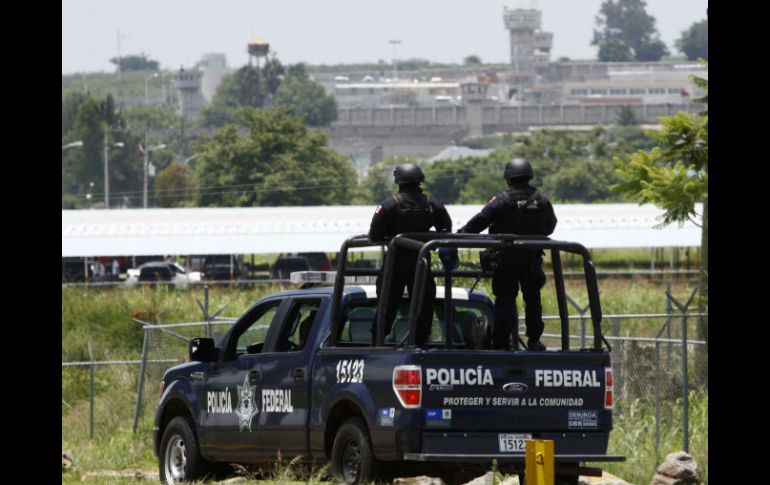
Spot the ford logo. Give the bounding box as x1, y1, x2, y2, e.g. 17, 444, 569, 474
502, 382, 528, 393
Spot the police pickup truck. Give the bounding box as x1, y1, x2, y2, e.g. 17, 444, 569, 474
154, 233, 624, 485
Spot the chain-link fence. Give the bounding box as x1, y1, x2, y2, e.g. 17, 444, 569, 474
62, 285, 707, 464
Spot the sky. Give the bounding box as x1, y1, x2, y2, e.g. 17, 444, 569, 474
61, 0, 708, 75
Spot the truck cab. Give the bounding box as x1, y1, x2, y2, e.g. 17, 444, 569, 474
154, 233, 623, 484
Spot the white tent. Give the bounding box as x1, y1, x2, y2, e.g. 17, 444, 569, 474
62, 204, 702, 257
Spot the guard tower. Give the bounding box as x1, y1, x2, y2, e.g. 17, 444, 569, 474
503, 7, 553, 85
174, 67, 205, 120
198, 53, 229, 103
461, 82, 489, 138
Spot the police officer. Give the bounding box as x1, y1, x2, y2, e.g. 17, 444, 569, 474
458, 158, 557, 351
369, 163, 452, 346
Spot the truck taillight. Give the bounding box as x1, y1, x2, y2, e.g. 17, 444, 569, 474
393, 365, 421, 408
604, 367, 613, 410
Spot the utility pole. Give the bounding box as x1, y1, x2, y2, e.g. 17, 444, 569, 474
104, 128, 109, 208
143, 132, 149, 208
103, 126, 124, 208
389, 39, 402, 80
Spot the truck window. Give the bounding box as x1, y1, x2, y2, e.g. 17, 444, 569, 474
275, 299, 322, 352
232, 301, 282, 358
336, 299, 493, 348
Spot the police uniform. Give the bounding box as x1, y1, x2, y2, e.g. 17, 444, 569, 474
459, 183, 556, 350
369, 186, 452, 346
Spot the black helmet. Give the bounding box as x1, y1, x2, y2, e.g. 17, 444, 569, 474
393, 163, 425, 185
503, 158, 533, 181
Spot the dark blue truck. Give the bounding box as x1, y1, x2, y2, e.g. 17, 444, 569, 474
154, 233, 624, 484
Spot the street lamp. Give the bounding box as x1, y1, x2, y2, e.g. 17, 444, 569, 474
62, 141, 83, 150
145, 72, 159, 104
389, 39, 402, 80
103, 129, 124, 208
140, 133, 166, 208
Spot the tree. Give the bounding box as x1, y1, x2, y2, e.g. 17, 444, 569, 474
676, 19, 708, 60
195, 108, 355, 207
463, 55, 482, 66
124, 104, 180, 131
598, 39, 632, 62
592, 0, 669, 62
273, 74, 338, 127
62, 93, 145, 208
109, 53, 159, 72
543, 159, 620, 202
354, 159, 403, 205
616, 105, 638, 126
613, 68, 708, 373
155, 160, 198, 207
201, 56, 288, 127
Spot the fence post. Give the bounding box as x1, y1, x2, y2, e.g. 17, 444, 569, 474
204, 285, 210, 338
665, 287, 696, 454
88, 341, 94, 439
565, 294, 589, 348
133, 327, 150, 433
612, 318, 622, 414
666, 284, 672, 366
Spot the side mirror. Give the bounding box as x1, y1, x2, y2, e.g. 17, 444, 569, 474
189, 337, 218, 362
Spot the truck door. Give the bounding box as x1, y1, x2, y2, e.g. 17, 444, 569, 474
200, 298, 286, 461
257, 297, 327, 458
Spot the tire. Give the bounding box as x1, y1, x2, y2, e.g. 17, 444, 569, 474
555, 474, 579, 485
330, 417, 377, 484
159, 416, 212, 484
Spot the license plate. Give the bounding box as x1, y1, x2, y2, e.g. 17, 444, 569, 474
498, 433, 531, 452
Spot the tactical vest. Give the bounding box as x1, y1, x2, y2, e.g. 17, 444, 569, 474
392, 193, 435, 234
490, 187, 549, 235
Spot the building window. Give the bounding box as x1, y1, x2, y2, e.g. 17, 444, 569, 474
590, 88, 607, 95
667, 87, 681, 94
610, 89, 628, 95
629, 88, 646, 95
571, 89, 588, 96
649, 88, 666, 94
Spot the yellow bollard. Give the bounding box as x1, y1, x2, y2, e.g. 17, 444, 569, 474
524, 439, 554, 485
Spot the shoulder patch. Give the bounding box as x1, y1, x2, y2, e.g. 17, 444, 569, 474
374, 205, 383, 214
488, 196, 496, 204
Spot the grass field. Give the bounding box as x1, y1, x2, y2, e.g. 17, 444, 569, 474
62, 276, 706, 484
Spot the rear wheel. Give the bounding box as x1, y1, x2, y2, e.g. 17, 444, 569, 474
159, 416, 212, 484
331, 417, 377, 484
555, 474, 579, 485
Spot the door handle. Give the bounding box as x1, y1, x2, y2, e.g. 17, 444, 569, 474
249, 369, 261, 385
292, 368, 305, 383
190, 371, 204, 380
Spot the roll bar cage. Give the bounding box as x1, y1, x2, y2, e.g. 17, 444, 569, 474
329, 233, 608, 351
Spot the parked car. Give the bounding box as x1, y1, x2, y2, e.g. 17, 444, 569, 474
271, 256, 310, 279
297, 252, 332, 271
126, 262, 202, 288
203, 263, 244, 281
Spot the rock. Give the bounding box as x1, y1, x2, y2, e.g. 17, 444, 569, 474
650, 451, 701, 485
580, 470, 633, 484
81, 469, 159, 481
393, 476, 446, 485
459, 471, 516, 485
221, 478, 249, 484
61, 452, 73, 471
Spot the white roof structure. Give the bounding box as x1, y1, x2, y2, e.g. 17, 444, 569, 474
428, 146, 494, 162
61, 204, 702, 257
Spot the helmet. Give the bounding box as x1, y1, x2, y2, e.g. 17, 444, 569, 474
393, 163, 425, 185
503, 158, 533, 181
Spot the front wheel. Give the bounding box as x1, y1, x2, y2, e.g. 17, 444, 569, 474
330, 417, 377, 484
159, 416, 212, 484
